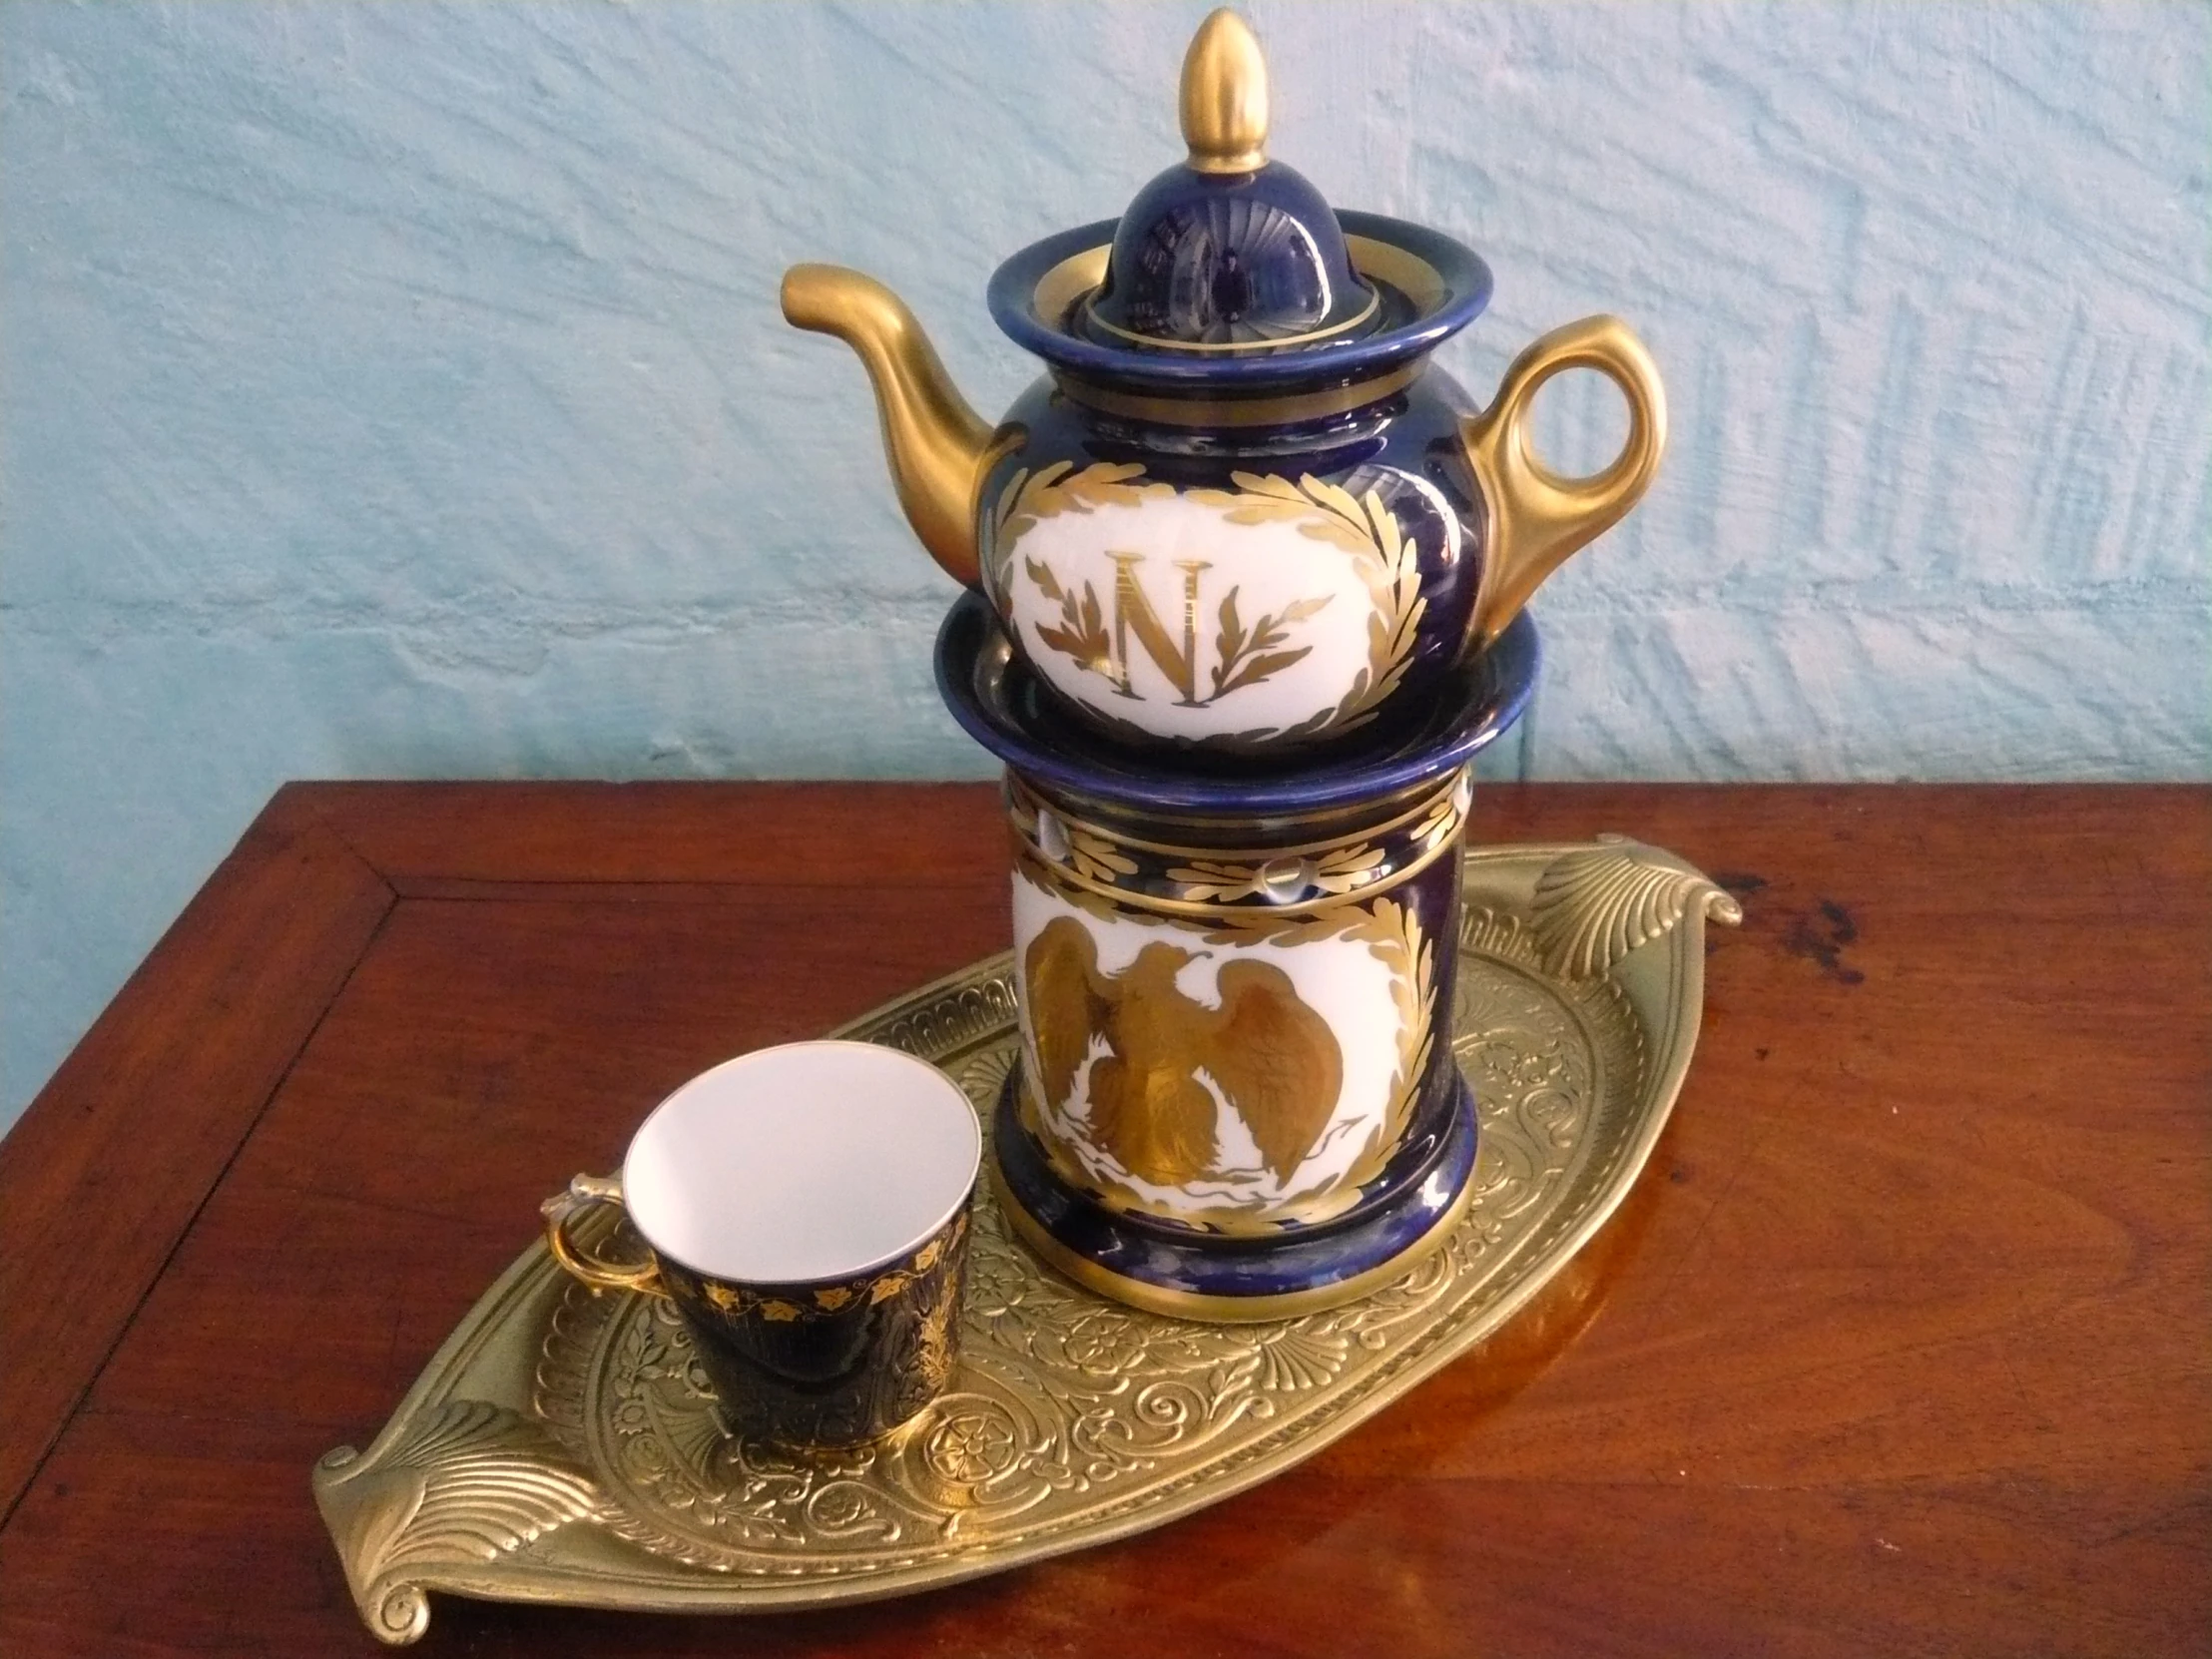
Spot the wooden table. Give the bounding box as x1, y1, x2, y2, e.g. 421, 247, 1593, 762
0, 783, 2204, 1656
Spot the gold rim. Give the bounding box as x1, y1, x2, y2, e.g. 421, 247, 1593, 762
1080, 281, 1382, 355
1011, 770, 1461, 863
1030, 240, 1445, 335
1013, 774, 1439, 842
1024, 238, 1454, 432
1053, 362, 1418, 428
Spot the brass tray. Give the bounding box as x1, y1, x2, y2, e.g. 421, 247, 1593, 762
314, 837, 1737, 1644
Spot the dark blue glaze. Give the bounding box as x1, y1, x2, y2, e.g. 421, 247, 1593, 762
992, 1068, 1477, 1305
935, 589, 1538, 818
656, 1212, 969, 1447
1001, 348, 1480, 467
978, 210, 1509, 749
1085, 162, 1375, 349
990, 212, 1491, 393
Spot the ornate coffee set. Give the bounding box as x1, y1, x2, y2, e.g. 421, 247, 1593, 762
314, 14, 1735, 1639
790, 9, 1662, 1320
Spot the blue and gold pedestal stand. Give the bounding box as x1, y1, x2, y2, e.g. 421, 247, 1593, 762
936, 593, 1539, 1320
792, 12, 1660, 1321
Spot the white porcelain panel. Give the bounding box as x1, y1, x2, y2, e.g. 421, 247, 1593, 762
994, 474, 1446, 745
1010, 867, 1426, 1223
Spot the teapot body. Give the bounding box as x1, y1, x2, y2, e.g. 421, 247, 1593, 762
783, 12, 1666, 759
978, 365, 1487, 750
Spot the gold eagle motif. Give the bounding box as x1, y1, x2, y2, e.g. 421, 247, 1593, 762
1022, 916, 1343, 1189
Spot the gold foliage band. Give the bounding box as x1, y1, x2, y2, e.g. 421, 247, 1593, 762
982, 462, 1429, 747
1007, 768, 1469, 919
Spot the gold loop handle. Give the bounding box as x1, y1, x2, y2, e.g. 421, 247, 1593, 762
540, 1174, 668, 1299
1461, 314, 1668, 650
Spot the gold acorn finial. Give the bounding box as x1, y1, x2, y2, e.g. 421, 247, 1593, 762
1180, 9, 1269, 175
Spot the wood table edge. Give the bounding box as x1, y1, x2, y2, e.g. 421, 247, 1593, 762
1, 779, 2203, 1599
0, 796, 395, 1523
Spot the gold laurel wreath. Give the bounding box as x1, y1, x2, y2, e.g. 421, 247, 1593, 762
984, 463, 1428, 745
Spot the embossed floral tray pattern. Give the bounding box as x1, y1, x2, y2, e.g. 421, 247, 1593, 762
313, 838, 1737, 1643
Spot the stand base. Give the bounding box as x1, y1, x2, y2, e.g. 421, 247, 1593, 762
988, 1068, 1480, 1322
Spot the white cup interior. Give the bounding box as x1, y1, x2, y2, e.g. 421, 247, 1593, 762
619, 1041, 981, 1286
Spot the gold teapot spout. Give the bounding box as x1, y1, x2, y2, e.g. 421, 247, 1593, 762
782, 264, 1002, 587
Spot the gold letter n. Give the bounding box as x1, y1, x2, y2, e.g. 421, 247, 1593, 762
1107, 554, 1210, 705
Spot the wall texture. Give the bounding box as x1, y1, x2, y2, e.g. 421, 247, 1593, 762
3, 1, 2206, 1127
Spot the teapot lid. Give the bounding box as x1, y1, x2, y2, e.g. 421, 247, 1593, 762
989, 10, 1492, 393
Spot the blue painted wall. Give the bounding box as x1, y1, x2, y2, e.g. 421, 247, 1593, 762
3, 2, 2207, 1128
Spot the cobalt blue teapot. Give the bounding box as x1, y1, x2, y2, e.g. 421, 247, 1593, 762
786, 9, 1664, 753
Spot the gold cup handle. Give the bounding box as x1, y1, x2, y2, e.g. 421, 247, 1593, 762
540, 1174, 668, 1298
1460, 314, 1668, 650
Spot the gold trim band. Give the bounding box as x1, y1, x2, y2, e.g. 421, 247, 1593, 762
1341, 235, 1446, 312
1014, 814, 1462, 922
1013, 773, 1441, 843
1031, 247, 1112, 329
988, 1145, 1474, 1323
1024, 239, 1451, 432
1053, 361, 1418, 429
1080, 282, 1382, 355
1012, 770, 1463, 864
1031, 240, 1444, 338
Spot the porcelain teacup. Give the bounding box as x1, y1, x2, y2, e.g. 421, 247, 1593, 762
540, 1041, 981, 1447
